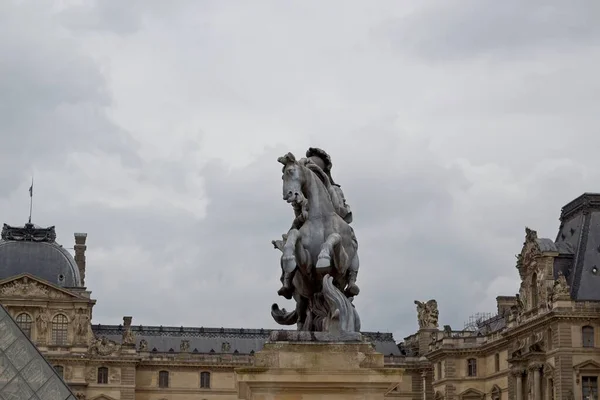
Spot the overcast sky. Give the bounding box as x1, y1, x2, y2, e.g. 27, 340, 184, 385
1, 0, 599, 341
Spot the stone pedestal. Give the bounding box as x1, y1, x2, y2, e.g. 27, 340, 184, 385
235, 331, 403, 400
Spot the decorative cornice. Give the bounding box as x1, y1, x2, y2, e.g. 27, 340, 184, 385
559, 193, 600, 222
1, 223, 56, 242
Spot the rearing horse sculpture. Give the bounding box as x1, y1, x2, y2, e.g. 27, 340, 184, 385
271, 152, 360, 332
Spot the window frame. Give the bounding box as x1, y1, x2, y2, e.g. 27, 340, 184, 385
16, 313, 33, 338
97, 366, 109, 384
467, 358, 477, 377
200, 371, 211, 389
51, 313, 69, 345
582, 376, 598, 400
159, 370, 169, 388
583, 325, 595, 348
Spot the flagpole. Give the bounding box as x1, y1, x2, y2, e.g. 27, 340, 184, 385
28, 177, 33, 224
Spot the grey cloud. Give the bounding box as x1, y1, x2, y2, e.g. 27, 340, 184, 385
381, 0, 600, 61
0, 1, 139, 195
3, 0, 600, 344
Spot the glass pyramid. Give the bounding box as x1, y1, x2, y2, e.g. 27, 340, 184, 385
0, 304, 76, 400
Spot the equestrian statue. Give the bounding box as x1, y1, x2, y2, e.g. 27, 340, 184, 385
271, 148, 361, 333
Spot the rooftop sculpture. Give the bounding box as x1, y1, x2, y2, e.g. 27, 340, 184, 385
271, 148, 361, 334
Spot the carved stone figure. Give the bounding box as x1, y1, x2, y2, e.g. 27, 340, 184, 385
73, 309, 91, 343
270, 150, 361, 333
139, 339, 148, 351
414, 300, 439, 329
551, 271, 570, 300
122, 316, 135, 345
180, 340, 190, 352
36, 309, 50, 335
273, 148, 359, 300
90, 336, 119, 356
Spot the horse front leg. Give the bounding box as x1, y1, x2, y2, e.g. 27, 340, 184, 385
315, 233, 342, 274
278, 229, 300, 299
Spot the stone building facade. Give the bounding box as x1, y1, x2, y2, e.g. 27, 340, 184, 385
418, 193, 600, 400
0, 221, 420, 399
2, 192, 599, 399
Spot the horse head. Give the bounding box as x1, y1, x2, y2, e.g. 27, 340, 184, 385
278, 152, 306, 206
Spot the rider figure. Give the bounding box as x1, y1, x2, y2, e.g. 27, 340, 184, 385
273, 147, 360, 299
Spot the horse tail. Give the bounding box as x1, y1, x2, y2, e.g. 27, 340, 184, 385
322, 274, 358, 333
271, 303, 298, 325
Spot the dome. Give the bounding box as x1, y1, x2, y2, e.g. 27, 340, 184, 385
0, 223, 81, 287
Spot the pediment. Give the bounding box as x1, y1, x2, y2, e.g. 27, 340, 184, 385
0, 273, 82, 300
573, 359, 600, 371
459, 388, 485, 399
89, 395, 119, 400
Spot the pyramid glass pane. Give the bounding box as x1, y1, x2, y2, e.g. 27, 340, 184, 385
0, 305, 75, 399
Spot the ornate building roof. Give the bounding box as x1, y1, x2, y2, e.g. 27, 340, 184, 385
0, 223, 81, 288
555, 193, 600, 300
91, 324, 402, 356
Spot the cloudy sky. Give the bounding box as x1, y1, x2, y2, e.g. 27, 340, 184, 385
1, 0, 599, 341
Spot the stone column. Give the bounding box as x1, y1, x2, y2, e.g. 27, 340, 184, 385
74, 232, 87, 286
529, 363, 543, 400
512, 368, 525, 400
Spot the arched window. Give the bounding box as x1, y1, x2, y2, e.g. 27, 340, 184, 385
531, 273, 538, 309
97, 367, 109, 384
159, 370, 169, 388
583, 325, 595, 347
16, 313, 32, 338
200, 371, 211, 388
51, 314, 68, 345
467, 358, 477, 377
54, 365, 64, 378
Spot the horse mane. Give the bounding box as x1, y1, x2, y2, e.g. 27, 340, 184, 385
303, 162, 331, 190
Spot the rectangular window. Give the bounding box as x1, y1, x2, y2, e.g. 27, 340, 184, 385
159, 371, 169, 388
583, 326, 595, 348
437, 362, 442, 380
97, 367, 109, 384
582, 376, 598, 400
495, 353, 500, 372
467, 359, 477, 377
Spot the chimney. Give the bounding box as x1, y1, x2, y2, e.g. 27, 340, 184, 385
74, 232, 87, 286
496, 296, 517, 317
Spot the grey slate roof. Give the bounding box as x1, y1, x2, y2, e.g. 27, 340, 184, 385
91, 325, 403, 356
0, 223, 81, 288
554, 193, 600, 300
0, 304, 76, 399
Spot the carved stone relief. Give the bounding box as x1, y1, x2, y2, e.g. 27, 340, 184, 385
0, 277, 69, 299
89, 336, 120, 356
110, 368, 121, 384
86, 367, 96, 383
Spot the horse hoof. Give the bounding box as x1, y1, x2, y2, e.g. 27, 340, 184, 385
345, 284, 360, 297
278, 287, 293, 300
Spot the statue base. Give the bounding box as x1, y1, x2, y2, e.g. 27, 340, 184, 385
235, 330, 403, 399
